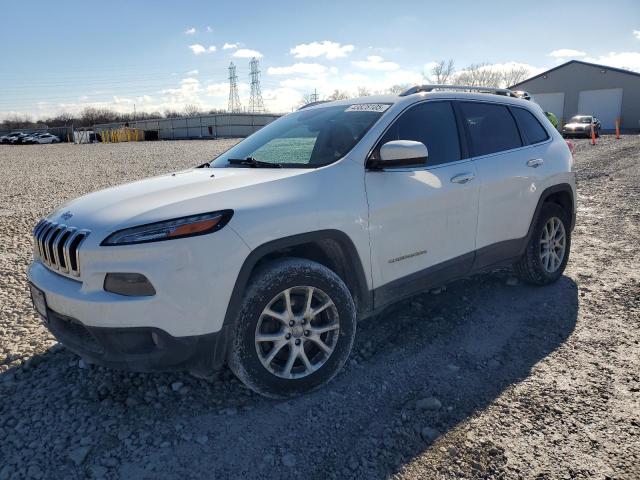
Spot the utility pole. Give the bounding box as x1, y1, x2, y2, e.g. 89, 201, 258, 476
228, 62, 242, 113
249, 57, 265, 113
310, 89, 319, 103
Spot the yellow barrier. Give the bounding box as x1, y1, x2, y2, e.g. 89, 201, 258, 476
100, 127, 145, 143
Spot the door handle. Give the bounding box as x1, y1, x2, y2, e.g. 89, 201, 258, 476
450, 173, 475, 184
527, 158, 544, 168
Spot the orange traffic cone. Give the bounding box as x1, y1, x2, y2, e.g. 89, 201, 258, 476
590, 123, 596, 146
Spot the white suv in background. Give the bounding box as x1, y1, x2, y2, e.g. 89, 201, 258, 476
28, 85, 576, 398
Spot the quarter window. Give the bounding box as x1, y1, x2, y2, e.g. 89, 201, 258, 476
377, 101, 461, 166
459, 102, 522, 156
511, 107, 549, 145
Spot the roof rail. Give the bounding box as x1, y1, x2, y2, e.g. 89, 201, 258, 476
298, 100, 331, 110
399, 84, 517, 97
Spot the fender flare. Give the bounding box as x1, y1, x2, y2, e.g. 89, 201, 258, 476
222, 229, 372, 330
525, 183, 576, 245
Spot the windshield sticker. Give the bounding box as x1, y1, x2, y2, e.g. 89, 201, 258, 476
345, 104, 390, 113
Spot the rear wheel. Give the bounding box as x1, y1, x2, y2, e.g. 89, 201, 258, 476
228, 257, 356, 398
514, 203, 571, 285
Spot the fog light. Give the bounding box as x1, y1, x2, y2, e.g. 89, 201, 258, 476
104, 273, 156, 296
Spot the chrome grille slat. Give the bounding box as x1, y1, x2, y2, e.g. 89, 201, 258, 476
32, 220, 90, 278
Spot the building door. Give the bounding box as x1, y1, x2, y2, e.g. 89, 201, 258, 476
577, 88, 623, 129
533, 93, 565, 123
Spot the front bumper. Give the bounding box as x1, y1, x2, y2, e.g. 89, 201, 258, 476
563, 129, 590, 137
44, 307, 230, 374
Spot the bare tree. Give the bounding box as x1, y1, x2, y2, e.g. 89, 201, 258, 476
384, 84, 409, 95
163, 109, 181, 118
183, 104, 201, 117
326, 89, 350, 101
357, 86, 371, 97
454, 63, 503, 87
297, 92, 316, 108
502, 66, 531, 88
430, 59, 456, 84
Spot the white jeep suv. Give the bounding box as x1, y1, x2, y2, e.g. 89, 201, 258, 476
28, 86, 576, 398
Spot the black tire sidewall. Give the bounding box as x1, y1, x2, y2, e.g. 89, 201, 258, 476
229, 258, 356, 398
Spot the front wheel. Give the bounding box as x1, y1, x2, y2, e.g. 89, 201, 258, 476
228, 257, 356, 398
514, 203, 571, 285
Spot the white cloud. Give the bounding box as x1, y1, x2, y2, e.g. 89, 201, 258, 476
205, 82, 228, 97
584, 51, 640, 72
206, 26, 213, 33
634, 30, 640, 39
233, 48, 263, 58
189, 44, 206, 55
267, 63, 328, 76
188, 44, 216, 55
206, 82, 249, 97
279, 77, 324, 89
262, 87, 303, 113
548, 49, 586, 58
290, 41, 355, 60
352, 55, 399, 71
185, 27, 196, 35
223, 43, 238, 50
186, 69, 199, 75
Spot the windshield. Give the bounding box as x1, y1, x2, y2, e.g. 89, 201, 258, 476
570, 116, 592, 124
211, 104, 388, 168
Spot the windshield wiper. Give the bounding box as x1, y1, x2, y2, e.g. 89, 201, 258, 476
227, 157, 283, 168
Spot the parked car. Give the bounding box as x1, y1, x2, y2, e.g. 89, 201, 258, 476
10, 133, 32, 144
0, 132, 24, 144
28, 86, 576, 398
563, 115, 600, 138
25, 133, 60, 144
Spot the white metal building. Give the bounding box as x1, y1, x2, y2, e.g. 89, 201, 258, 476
510, 60, 640, 131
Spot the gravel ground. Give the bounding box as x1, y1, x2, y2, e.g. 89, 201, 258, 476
0, 137, 638, 479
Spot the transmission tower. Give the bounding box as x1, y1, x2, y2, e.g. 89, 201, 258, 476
249, 57, 265, 113
310, 89, 319, 102
228, 62, 242, 113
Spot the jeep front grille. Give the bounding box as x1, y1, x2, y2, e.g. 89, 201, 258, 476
33, 220, 90, 277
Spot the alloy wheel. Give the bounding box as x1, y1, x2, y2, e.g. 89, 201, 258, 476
255, 286, 339, 379
540, 216, 566, 273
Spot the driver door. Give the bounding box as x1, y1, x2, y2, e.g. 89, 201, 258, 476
365, 101, 479, 304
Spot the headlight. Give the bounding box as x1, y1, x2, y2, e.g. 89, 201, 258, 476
101, 210, 233, 246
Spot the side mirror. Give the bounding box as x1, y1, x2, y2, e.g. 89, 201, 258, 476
369, 140, 428, 169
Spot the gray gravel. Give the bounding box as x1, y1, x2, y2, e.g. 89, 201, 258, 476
1, 137, 639, 479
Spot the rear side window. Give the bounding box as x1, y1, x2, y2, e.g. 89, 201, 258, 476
377, 101, 461, 166
459, 102, 522, 156
511, 107, 549, 145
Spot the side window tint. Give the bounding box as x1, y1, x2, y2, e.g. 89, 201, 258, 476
511, 107, 549, 145
459, 102, 522, 156
378, 101, 461, 166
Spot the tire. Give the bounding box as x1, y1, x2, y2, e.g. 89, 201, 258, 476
228, 257, 356, 398
513, 202, 571, 285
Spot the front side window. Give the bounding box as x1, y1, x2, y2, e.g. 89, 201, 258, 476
511, 107, 549, 145
459, 102, 522, 156
375, 101, 461, 166
212, 104, 387, 168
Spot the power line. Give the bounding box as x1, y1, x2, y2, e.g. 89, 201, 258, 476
249, 57, 265, 113
228, 62, 242, 113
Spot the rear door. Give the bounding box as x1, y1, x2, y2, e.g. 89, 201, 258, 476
365, 100, 479, 300
458, 101, 550, 268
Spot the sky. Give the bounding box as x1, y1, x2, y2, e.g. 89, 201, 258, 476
1, 0, 639, 119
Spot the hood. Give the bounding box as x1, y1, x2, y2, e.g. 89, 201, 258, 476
48, 167, 308, 234
564, 123, 590, 129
